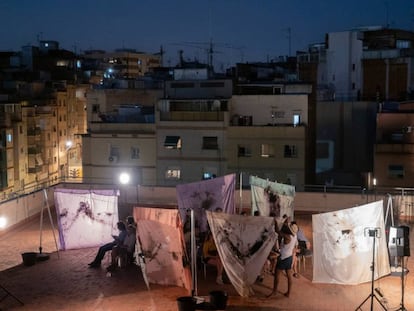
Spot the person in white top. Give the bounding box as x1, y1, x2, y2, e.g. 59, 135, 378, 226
267, 222, 298, 298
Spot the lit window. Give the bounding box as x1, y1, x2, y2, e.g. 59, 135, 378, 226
202, 136, 218, 150
293, 114, 301, 126
261, 144, 275, 158
203, 172, 216, 180
6, 134, 12, 143
284, 145, 297, 158
202, 167, 217, 180
166, 168, 181, 180
164, 136, 182, 149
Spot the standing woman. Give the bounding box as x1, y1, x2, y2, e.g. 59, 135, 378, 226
267, 222, 298, 298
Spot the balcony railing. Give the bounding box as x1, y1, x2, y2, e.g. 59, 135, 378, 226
160, 111, 225, 121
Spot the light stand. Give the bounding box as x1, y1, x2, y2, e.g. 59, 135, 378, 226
355, 228, 387, 311
396, 256, 407, 311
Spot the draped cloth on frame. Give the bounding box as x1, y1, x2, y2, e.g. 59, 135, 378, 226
206, 210, 277, 297
133, 207, 191, 293
176, 174, 236, 233
250, 176, 295, 218
312, 200, 390, 285
54, 188, 119, 250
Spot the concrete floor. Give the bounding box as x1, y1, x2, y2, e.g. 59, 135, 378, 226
0, 213, 413, 311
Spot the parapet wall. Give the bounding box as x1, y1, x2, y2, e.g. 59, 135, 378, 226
0, 184, 400, 233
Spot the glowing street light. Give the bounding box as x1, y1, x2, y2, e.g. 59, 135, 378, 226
119, 172, 130, 185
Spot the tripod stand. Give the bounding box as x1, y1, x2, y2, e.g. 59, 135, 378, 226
395, 256, 407, 311
0, 283, 24, 306
355, 228, 387, 311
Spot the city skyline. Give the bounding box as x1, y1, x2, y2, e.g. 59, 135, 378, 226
0, 0, 413, 69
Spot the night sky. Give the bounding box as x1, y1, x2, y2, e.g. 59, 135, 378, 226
1, 0, 413, 69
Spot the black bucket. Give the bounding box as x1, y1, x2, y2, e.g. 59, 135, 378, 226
21, 252, 37, 266
177, 296, 196, 311
209, 290, 228, 310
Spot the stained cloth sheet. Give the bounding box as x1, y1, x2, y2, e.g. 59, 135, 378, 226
206, 210, 277, 297
54, 189, 119, 250
312, 200, 390, 284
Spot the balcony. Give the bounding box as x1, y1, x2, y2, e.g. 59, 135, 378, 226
375, 143, 414, 154
0, 114, 11, 128
160, 111, 225, 122
27, 127, 42, 136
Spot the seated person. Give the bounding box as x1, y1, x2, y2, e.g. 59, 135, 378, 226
126, 215, 136, 229
291, 220, 311, 277
107, 224, 136, 271
202, 231, 224, 285
89, 221, 127, 268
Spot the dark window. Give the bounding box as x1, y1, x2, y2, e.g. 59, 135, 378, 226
388, 165, 404, 178
164, 136, 181, 149
317, 142, 330, 158
170, 82, 195, 88
200, 82, 225, 88
284, 145, 297, 158
238, 145, 252, 157
202, 136, 218, 150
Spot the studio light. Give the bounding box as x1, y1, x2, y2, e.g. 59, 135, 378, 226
0, 216, 7, 229
119, 172, 130, 185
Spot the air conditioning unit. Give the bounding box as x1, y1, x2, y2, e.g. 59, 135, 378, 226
108, 155, 118, 163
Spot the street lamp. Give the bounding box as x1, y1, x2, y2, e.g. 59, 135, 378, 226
373, 178, 377, 201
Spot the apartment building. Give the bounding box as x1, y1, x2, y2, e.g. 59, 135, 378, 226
375, 101, 414, 188
82, 87, 162, 186
227, 84, 310, 190
81, 49, 161, 83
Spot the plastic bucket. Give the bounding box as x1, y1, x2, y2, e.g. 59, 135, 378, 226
176, 296, 196, 311
21, 252, 37, 266
209, 290, 228, 309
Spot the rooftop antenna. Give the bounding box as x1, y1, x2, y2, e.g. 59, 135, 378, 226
283, 27, 292, 57
36, 32, 43, 45
157, 45, 165, 67
385, 1, 389, 28
208, 0, 214, 71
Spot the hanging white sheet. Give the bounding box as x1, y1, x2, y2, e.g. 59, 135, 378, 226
133, 206, 192, 293
312, 200, 390, 285
176, 173, 236, 233
54, 188, 119, 250
250, 176, 295, 218
206, 210, 277, 297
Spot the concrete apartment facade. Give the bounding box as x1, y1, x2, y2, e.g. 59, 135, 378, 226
227, 93, 308, 189
375, 102, 414, 188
